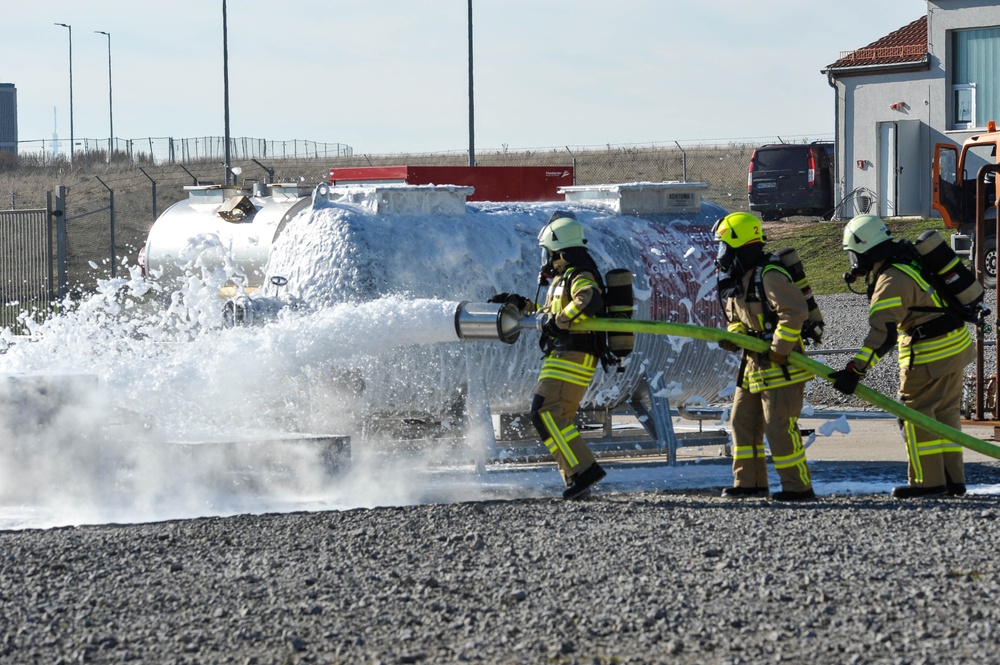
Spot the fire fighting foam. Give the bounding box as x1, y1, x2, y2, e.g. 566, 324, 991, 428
0, 182, 742, 528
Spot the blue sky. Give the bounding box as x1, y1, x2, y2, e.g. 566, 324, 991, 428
1, 0, 927, 154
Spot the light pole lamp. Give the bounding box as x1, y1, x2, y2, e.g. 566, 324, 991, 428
54, 22, 74, 166
95, 31, 113, 162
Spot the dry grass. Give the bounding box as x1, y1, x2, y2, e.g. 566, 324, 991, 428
1, 143, 845, 299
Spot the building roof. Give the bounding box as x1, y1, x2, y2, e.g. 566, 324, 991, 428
826, 15, 928, 70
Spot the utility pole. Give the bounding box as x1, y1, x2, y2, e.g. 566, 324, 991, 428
223, 0, 232, 185
54, 23, 74, 166
467, 0, 475, 167
96, 31, 113, 162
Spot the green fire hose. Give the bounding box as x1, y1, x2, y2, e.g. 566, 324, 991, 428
569, 317, 1000, 461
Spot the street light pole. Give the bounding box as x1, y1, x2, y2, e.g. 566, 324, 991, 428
467, 0, 475, 167
222, 0, 232, 185
95, 31, 113, 162
54, 22, 74, 166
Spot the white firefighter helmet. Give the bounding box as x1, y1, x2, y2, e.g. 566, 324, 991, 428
843, 215, 892, 254
538, 213, 586, 252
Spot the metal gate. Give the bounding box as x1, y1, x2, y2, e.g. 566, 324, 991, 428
1, 202, 53, 335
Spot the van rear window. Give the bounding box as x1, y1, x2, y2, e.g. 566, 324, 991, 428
753, 149, 801, 171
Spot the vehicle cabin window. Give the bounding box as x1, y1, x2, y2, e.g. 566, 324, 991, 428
753, 149, 801, 171
951, 27, 1000, 130
963, 144, 995, 182
939, 148, 957, 185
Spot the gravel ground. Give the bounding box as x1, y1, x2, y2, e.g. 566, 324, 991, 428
3, 492, 1000, 665
3, 293, 1000, 665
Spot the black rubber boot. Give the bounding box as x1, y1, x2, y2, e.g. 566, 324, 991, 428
945, 470, 967, 497
891, 485, 947, 499
771, 488, 817, 502
563, 463, 606, 500
721, 486, 770, 498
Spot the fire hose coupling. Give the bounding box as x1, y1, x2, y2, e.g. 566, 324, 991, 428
453, 301, 525, 344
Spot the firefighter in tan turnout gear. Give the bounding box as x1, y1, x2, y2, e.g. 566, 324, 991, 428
832, 215, 974, 499
713, 212, 816, 501
490, 211, 607, 499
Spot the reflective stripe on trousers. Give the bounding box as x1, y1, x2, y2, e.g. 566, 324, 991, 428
539, 353, 597, 386
540, 414, 581, 467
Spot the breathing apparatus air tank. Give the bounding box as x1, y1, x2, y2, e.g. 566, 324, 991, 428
603, 268, 635, 359
911, 229, 985, 315
772, 247, 825, 344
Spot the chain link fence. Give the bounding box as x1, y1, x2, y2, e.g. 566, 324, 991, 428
1, 136, 828, 297
13, 137, 354, 167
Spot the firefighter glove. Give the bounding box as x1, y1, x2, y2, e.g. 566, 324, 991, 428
830, 361, 865, 395
488, 292, 530, 312
768, 349, 789, 366
535, 312, 565, 338
720, 321, 747, 352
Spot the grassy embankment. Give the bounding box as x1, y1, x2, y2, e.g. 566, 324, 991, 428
762, 218, 950, 296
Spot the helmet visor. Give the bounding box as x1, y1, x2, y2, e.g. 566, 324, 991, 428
716, 241, 735, 272
846, 249, 869, 276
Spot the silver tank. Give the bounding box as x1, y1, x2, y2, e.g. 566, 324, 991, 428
140, 183, 313, 289
252, 183, 736, 416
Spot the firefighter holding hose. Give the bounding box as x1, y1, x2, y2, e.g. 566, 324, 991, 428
489, 211, 607, 500
714, 212, 816, 501
832, 214, 975, 498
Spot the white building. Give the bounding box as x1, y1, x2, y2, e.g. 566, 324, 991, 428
823, 0, 1000, 219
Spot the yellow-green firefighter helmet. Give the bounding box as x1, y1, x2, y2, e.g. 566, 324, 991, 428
713, 212, 764, 249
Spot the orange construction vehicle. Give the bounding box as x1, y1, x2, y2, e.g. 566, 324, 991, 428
932, 120, 1000, 288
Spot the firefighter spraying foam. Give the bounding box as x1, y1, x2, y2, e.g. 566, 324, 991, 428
487, 211, 611, 499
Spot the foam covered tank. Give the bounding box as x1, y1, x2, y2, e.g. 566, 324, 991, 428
249, 182, 737, 416
140, 183, 314, 289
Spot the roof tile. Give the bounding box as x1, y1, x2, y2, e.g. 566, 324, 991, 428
828, 16, 927, 68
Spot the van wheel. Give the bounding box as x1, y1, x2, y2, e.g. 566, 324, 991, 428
761, 213, 781, 222
982, 234, 996, 290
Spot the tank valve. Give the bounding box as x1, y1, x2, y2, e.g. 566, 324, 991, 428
453, 301, 524, 344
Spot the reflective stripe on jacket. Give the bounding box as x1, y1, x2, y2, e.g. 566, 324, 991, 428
857, 262, 973, 370
724, 263, 813, 393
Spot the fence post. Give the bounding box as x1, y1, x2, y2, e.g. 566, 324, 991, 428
95, 176, 115, 278
138, 167, 158, 221
564, 147, 577, 185
251, 158, 275, 184
53, 185, 68, 299
179, 164, 198, 186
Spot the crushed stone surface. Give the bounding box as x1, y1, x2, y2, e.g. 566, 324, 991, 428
3, 293, 999, 664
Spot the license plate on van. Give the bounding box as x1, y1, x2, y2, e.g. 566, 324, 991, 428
756, 182, 777, 189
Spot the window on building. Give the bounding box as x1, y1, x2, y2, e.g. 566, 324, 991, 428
953, 84, 976, 130
951, 27, 1000, 130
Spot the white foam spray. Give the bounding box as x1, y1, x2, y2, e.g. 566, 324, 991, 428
0, 261, 502, 530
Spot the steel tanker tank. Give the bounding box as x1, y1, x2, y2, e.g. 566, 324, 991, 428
139, 182, 314, 290
250, 182, 737, 420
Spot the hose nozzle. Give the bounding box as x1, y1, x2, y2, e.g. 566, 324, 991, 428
453, 301, 525, 344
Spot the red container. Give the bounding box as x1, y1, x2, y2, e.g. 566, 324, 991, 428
328, 165, 574, 202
